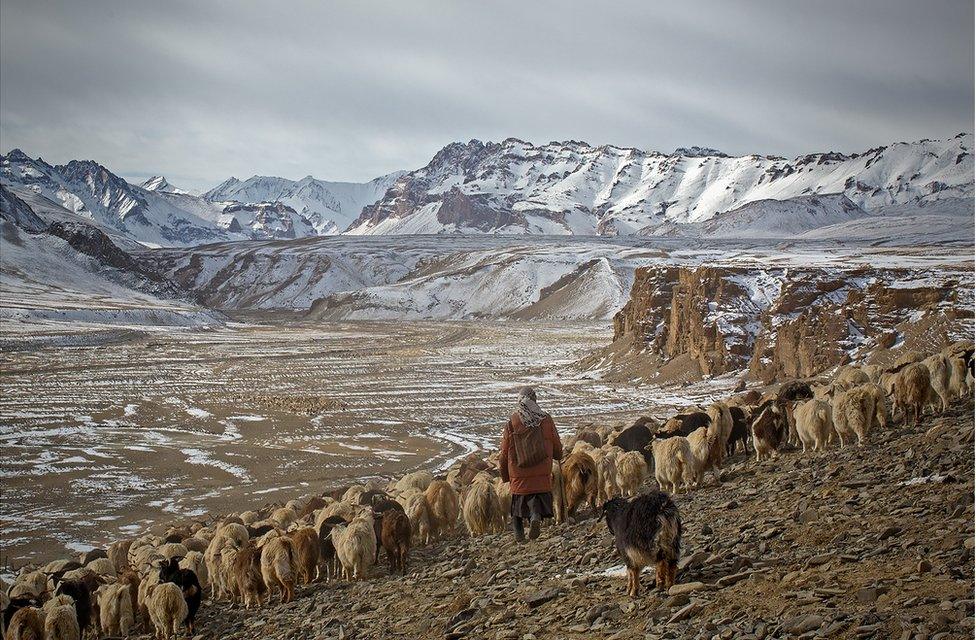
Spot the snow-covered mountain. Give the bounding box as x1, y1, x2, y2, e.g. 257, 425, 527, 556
203, 172, 403, 234
1, 150, 402, 246
1, 149, 239, 247
346, 133, 974, 235
141, 175, 190, 195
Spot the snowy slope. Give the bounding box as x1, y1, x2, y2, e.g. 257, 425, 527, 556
347, 134, 974, 235
203, 172, 404, 234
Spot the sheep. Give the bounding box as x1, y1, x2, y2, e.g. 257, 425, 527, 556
493, 478, 512, 524
461, 480, 505, 536
95, 582, 133, 638
793, 399, 833, 452
831, 386, 875, 446
158, 557, 202, 634
614, 450, 647, 498
146, 582, 187, 640
751, 402, 786, 462
395, 470, 434, 493
260, 535, 296, 603
5, 606, 45, 640
561, 451, 599, 519
923, 353, 952, 413
230, 540, 266, 609
595, 452, 618, 504
602, 492, 682, 597
893, 362, 933, 427
332, 512, 376, 581
380, 510, 411, 574
286, 527, 319, 586
424, 480, 460, 541
647, 437, 693, 494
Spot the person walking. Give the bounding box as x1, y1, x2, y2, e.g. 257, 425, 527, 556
498, 386, 563, 542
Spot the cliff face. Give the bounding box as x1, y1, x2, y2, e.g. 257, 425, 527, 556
601, 264, 971, 383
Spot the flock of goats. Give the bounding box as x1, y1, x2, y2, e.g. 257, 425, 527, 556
2, 341, 973, 640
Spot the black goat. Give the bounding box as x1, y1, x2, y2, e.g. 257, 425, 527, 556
159, 557, 202, 634
602, 492, 682, 597
317, 515, 347, 580
726, 406, 751, 456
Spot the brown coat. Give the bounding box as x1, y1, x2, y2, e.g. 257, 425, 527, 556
498, 413, 562, 495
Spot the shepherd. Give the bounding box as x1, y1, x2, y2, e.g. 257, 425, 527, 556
498, 386, 563, 543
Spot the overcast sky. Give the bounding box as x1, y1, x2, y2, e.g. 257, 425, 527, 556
1, 1, 973, 191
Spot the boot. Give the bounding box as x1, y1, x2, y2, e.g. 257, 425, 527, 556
512, 517, 526, 543
528, 517, 541, 540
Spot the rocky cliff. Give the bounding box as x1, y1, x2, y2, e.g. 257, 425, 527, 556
596, 263, 973, 383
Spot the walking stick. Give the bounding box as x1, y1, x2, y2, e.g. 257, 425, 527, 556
556, 457, 566, 524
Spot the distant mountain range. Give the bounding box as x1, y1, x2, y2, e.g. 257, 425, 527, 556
1, 133, 972, 246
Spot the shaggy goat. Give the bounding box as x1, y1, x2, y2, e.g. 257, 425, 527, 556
5, 606, 45, 640
260, 535, 296, 603
561, 451, 599, 518
43, 600, 80, 640
726, 406, 751, 456
614, 450, 647, 498
793, 398, 833, 452
751, 402, 787, 461
53, 579, 93, 637
146, 582, 187, 640
493, 478, 512, 524
831, 386, 875, 446
595, 452, 618, 504
286, 527, 319, 585
550, 461, 566, 524
893, 362, 933, 426
95, 582, 133, 638
332, 512, 376, 581
230, 540, 266, 609
602, 493, 682, 597
647, 436, 693, 494
423, 480, 460, 541
395, 470, 434, 493
380, 510, 411, 574
402, 493, 431, 546
706, 402, 734, 463
923, 353, 951, 413
462, 480, 505, 536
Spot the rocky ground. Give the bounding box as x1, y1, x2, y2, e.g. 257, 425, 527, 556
173, 399, 975, 640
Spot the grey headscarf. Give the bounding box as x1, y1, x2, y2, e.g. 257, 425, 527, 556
516, 386, 548, 430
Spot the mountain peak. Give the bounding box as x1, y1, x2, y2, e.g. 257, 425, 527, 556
673, 146, 729, 158
141, 175, 187, 194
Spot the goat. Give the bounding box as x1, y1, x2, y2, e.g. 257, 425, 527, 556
146, 582, 187, 640
561, 451, 598, 519
424, 480, 460, 541
380, 510, 411, 574
602, 493, 682, 597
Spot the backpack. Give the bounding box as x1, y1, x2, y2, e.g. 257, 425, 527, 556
509, 415, 547, 468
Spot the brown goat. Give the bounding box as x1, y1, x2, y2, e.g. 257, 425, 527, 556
286, 528, 320, 585
561, 452, 598, 519
231, 541, 266, 609
380, 510, 411, 574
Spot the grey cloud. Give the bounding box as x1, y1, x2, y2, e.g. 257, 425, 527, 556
1, 0, 972, 192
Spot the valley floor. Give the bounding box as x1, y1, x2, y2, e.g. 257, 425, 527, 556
193, 399, 975, 640
0, 320, 738, 566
